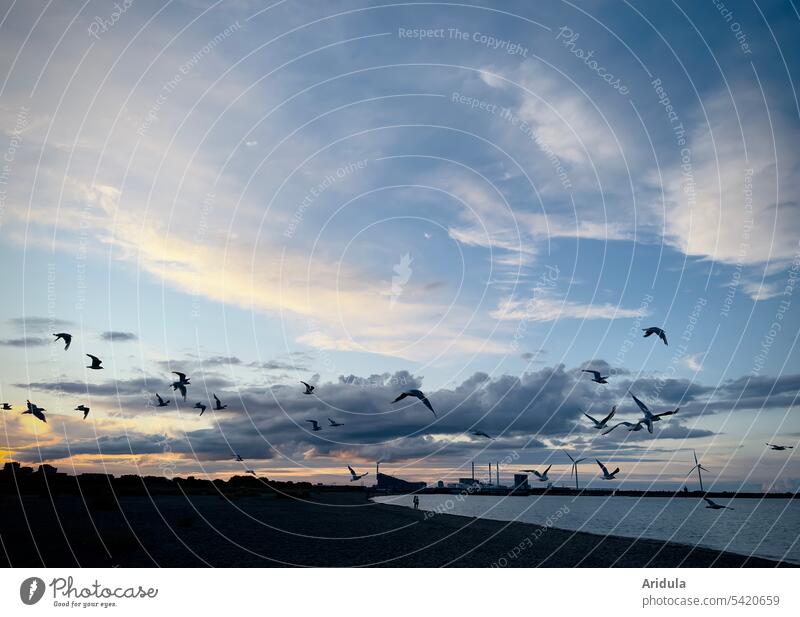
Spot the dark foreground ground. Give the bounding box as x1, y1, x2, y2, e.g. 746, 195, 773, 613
0, 492, 789, 567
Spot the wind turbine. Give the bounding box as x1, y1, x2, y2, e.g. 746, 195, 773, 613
564, 450, 587, 490
688, 449, 710, 492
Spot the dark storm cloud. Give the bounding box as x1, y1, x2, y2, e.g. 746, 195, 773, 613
0, 336, 50, 347
99, 331, 138, 342
16, 374, 235, 398
15, 434, 182, 462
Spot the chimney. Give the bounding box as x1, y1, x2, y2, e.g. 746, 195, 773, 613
488, 463, 491, 484
496, 462, 500, 486
471, 460, 475, 481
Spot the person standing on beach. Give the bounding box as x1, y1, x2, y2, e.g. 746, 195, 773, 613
413, 495, 419, 510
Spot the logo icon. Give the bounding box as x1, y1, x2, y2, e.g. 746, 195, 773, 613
20, 577, 45, 605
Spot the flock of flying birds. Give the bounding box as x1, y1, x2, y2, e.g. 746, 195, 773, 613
3, 326, 794, 500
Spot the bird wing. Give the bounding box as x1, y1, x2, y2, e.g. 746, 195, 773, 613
177, 383, 186, 399
659, 330, 668, 345
630, 393, 650, 414
703, 497, 715, 506
610, 467, 619, 476
532, 470, 542, 478
544, 465, 552, 475
642, 328, 653, 337
600, 406, 616, 425
347, 466, 356, 476
214, 394, 220, 405
300, 381, 313, 390
584, 412, 599, 425
596, 459, 609, 475
156, 393, 164, 404
582, 370, 600, 379
420, 396, 436, 416
655, 408, 678, 418
87, 354, 100, 365
392, 392, 409, 403
643, 418, 653, 433
172, 371, 186, 381
601, 422, 627, 435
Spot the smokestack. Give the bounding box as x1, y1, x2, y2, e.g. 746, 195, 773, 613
488, 463, 491, 484
496, 462, 499, 486
471, 460, 475, 481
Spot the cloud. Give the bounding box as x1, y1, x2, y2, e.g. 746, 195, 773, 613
0, 337, 50, 347
99, 331, 138, 342
6, 317, 73, 329
491, 289, 647, 322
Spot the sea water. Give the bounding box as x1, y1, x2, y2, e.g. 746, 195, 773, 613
373, 494, 800, 564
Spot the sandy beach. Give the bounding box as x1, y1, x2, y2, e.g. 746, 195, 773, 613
0, 491, 788, 568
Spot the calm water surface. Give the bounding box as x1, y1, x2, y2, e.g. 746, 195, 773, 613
374, 494, 800, 564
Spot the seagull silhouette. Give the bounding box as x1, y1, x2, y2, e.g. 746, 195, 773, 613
392, 389, 436, 417
596, 459, 620, 480
194, 402, 207, 416
306, 419, 322, 431
703, 497, 733, 510
584, 406, 616, 429
74, 404, 90, 419
171, 372, 190, 400
471, 430, 493, 439
234, 454, 244, 462
765, 443, 793, 451
629, 393, 678, 432
529, 465, 552, 482
53, 332, 72, 350
581, 369, 609, 384
245, 470, 256, 475
348, 466, 369, 481
154, 393, 170, 407
1, 403, 12, 410
86, 354, 103, 370
213, 394, 227, 410
301, 381, 315, 394
642, 327, 668, 345
22, 400, 46, 423
602, 420, 646, 435
328, 418, 344, 427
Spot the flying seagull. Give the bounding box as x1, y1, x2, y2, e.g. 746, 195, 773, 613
584, 406, 616, 429
471, 430, 493, 439
1, 403, 12, 410
765, 443, 794, 451
194, 402, 207, 416
348, 466, 369, 482
53, 332, 72, 350
703, 497, 733, 510
171, 371, 190, 400
392, 389, 436, 417
528, 465, 552, 482
602, 420, 646, 435
596, 459, 619, 480
306, 420, 322, 431
74, 404, 90, 420
234, 454, 244, 462
328, 418, 344, 427
86, 354, 103, 370
245, 470, 256, 475
581, 369, 609, 384
629, 393, 678, 432
642, 327, 668, 345
22, 400, 46, 423
301, 381, 314, 394
213, 394, 227, 410
154, 393, 170, 407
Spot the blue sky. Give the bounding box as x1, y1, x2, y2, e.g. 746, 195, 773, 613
0, 0, 798, 491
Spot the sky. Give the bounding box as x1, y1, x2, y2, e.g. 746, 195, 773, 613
0, 0, 798, 491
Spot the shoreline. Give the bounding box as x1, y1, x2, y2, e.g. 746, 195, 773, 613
0, 492, 791, 567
